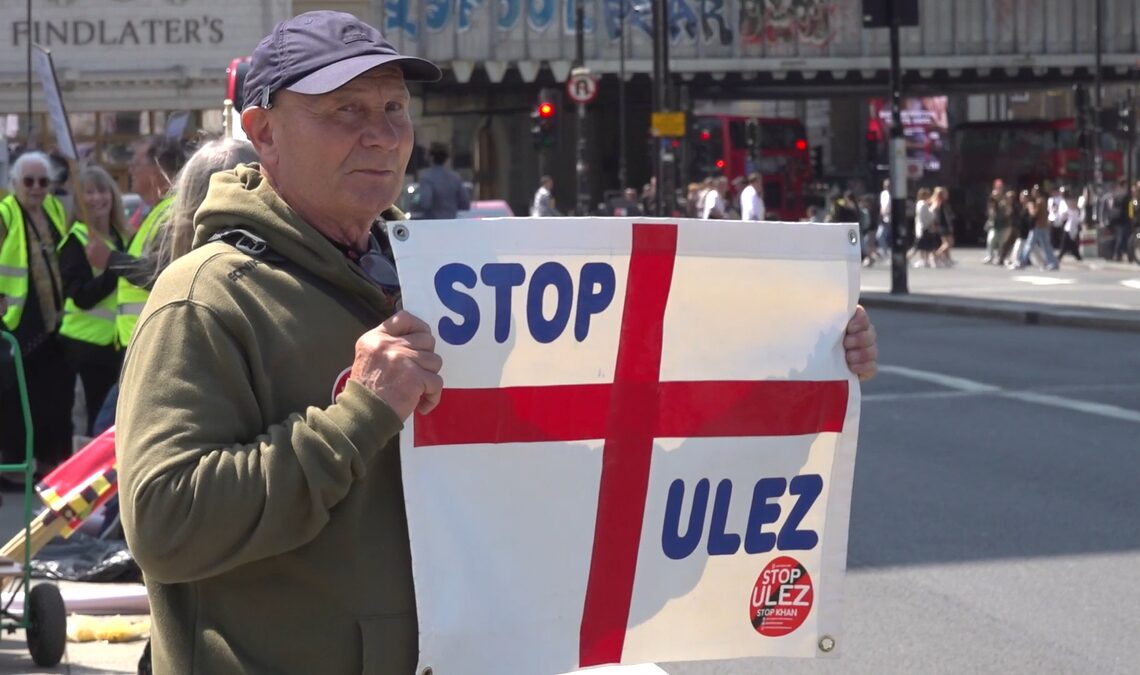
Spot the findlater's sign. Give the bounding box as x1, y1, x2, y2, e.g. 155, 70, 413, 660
1, 0, 280, 74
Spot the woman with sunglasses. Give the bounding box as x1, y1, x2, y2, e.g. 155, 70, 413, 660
56, 165, 132, 436
0, 151, 76, 483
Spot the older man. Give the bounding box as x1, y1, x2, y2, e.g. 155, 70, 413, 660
117, 11, 878, 674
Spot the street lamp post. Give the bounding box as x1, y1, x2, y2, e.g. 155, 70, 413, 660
618, 7, 628, 192
1093, 0, 1104, 226
26, 0, 33, 148
887, 0, 908, 294
651, 0, 673, 217
574, 0, 590, 216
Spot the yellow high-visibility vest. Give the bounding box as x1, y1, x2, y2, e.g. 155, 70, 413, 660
115, 196, 173, 348
0, 193, 68, 330
58, 222, 119, 347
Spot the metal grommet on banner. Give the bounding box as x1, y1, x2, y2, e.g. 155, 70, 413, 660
421, 667, 433, 675
818, 635, 836, 653
848, 229, 858, 246
392, 223, 410, 241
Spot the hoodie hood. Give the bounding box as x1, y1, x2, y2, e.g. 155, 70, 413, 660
193, 163, 403, 304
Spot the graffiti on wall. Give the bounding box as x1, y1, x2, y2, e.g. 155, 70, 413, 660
385, 0, 591, 37
385, 0, 736, 44
741, 0, 839, 46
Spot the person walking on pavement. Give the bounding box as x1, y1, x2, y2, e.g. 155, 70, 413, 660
115, 12, 880, 674
877, 178, 892, 260
982, 179, 1007, 265
739, 173, 765, 221
531, 175, 559, 216
1016, 185, 1059, 270
996, 190, 1020, 266
411, 141, 469, 219
930, 186, 957, 267
1108, 178, 1133, 262
911, 187, 938, 268
701, 176, 729, 219
1055, 188, 1083, 262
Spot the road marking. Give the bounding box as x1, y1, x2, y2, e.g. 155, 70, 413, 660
877, 365, 1001, 393
1012, 275, 1077, 286
864, 390, 987, 403
877, 365, 1140, 424
1122, 279, 1140, 291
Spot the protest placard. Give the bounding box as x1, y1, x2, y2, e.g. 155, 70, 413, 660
31, 45, 77, 160
391, 217, 861, 674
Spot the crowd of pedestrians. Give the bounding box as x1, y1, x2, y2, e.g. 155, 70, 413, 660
845, 175, 1138, 271
980, 177, 1138, 270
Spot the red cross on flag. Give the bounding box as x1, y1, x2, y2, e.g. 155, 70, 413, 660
390, 217, 861, 674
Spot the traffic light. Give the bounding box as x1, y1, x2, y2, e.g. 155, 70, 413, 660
862, 0, 919, 27
1121, 102, 1134, 139
530, 91, 558, 149
692, 124, 716, 178
1073, 84, 1090, 115
744, 119, 760, 151
811, 146, 824, 177
1098, 107, 1121, 134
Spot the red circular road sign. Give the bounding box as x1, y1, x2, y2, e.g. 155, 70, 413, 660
566, 72, 598, 104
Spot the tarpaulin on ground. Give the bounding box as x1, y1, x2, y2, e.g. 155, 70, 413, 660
391, 217, 862, 674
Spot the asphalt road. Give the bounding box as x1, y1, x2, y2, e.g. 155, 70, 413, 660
666, 308, 1140, 675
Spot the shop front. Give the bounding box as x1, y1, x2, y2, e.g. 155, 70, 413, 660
0, 0, 288, 188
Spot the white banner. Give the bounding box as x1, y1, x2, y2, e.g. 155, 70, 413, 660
391, 217, 862, 675
31, 45, 76, 160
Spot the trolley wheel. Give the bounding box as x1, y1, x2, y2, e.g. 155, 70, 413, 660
26, 583, 67, 667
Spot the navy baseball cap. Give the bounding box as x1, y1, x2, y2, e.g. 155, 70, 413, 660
243, 11, 442, 110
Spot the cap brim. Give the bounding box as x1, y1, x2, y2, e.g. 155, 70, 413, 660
286, 53, 442, 95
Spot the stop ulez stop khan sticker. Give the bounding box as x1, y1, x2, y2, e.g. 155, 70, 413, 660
750, 555, 814, 637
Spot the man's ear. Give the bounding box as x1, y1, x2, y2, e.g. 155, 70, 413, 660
241, 107, 276, 164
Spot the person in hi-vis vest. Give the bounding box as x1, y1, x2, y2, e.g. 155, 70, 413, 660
0, 151, 75, 479
114, 136, 187, 347
57, 165, 132, 436
84, 136, 187, 435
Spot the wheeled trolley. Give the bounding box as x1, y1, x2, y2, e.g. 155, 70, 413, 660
1, 330, 67, 667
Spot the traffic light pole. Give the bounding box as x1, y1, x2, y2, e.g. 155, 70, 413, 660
1093, 0, 1104, 225
574, 1, 589, 216
618, 8, 628, 192
1127, 90, 1135, 196
651, 0, 673, 217
888, 0, 908, 294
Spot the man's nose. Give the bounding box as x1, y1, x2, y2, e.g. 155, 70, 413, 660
360, 114, 401, 150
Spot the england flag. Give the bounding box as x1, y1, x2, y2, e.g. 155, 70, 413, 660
391, 217, 861, 674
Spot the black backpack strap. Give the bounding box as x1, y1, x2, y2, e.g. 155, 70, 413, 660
207, 228, 385, 326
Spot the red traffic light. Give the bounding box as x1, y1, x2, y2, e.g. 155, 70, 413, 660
538, 102, 555, 118
795, 139, 808, 151
699, 130, 711, 141
715, 159, 726, 169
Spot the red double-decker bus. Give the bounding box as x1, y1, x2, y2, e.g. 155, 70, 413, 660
689, 115, 811, 221
224, 56, 251, 140
952, 118, 1121, 189
950, 118, 1123, 240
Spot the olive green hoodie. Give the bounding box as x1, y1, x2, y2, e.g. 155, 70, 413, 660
117, 164, 415, 674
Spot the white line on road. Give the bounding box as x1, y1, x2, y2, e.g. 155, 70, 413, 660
877, 365, 1140, 424
1012, 275, 1077, 286
1122, 279, 1140, 291
876, 365, 1001, 393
